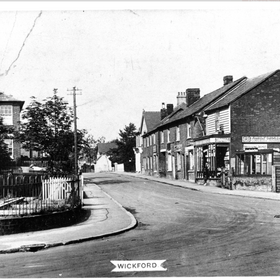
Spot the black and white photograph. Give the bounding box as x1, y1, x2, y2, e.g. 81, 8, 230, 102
1, 1, 280, 277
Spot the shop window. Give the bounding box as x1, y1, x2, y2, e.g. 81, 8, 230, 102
236, 153, 272, 175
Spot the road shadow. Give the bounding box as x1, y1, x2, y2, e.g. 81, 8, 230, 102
89, 179, 130, 185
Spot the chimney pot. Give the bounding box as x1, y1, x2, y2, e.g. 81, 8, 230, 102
223, 75, 233, 85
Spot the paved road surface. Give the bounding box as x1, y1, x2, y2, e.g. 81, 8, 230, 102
1, 172, 280, 277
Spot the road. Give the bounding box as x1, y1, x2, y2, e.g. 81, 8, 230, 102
1, 172, 280, 277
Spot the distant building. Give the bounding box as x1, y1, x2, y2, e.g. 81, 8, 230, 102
0, 92, 24, 161
135, 110, 161, 173
94, 142, 118, 173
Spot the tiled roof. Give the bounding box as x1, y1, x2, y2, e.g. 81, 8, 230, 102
0, 92, 24, 109
205, 70, 279, 112
155, 76, 247, 129
98, 142, 118, 154
143, 111, 161, 132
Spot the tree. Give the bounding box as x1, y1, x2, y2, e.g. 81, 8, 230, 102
108, 123, 138, 172
19, 92, 77, 173
80, 134, 106, 166
0, 117, 13, 171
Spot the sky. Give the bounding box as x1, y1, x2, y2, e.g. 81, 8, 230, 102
0, 2, 280, 141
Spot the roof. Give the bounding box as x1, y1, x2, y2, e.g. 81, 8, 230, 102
205, 70, 279, 112
141, 111, 161, 132
97, 142, 118, 154
0, 92, 25, 109
154, 76, 247, 130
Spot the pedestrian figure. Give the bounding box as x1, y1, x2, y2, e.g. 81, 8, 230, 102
203, 162, 210, 185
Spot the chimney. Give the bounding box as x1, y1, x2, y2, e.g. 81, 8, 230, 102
186, 88, 200, 107
177, 91, 187, 106
160, 103, 168, 120
223, 75, 233, 86
166, 104, 174, 115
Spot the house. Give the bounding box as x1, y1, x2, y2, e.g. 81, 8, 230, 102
0, 92, 24, 161
137, 69, 280, 192
94, 142, 118, 173
135, 110, 161, 173
203, 69, 280, 191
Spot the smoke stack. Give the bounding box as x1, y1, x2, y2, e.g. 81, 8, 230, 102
186, 88, 200, 107
177, 91, 187, 106
223, 75, 233, 86
166, 104, 173, 115
160, 103, 167, 120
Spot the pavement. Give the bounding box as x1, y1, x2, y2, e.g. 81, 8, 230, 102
1, 172, 280, 254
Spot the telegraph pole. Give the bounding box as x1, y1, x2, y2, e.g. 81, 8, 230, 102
67, 86, 82, 176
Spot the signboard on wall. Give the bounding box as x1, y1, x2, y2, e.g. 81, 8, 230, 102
243, 144, 268, 151
242, 136, 280, 143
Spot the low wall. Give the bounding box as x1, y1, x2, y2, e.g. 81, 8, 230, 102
0, 207, 86, 236
232, 176, 272, 192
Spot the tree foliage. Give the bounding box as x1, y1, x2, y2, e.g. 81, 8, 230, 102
19, 93, 77, 172
108, 123, 137, 172
0, 117, 13, 171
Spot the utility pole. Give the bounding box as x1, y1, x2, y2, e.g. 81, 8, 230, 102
67, 86, 82, 176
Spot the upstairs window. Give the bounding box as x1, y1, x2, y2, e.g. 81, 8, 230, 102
215, 112, 220, 132
176, 126, 180, 141
161, 131, 164, 144
0, 105, 12, 125
187, 123, 191, 139
167, 129, 170, 143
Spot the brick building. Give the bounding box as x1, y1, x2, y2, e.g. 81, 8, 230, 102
136, 69, 280, 192
0, 92, 24, 161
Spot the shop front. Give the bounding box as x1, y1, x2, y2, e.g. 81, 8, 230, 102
194, 136, 231, 185
232, 136, 280, 192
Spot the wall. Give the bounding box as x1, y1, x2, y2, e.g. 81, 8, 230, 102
206, 107, 230, 135
232, 176, 272, 192
231, 71, 280, 157
0, 208, 84, 235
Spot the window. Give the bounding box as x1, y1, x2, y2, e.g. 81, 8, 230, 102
0, 105, 12, 125
167, 129, 170, 143
161, 131, 164, 144
236, 153, 272, 175
153, 134, 156, 145
176, 126, 180, 141
187, 123, 191, 139
4, 139, 13, 157
215, 112, 220, 132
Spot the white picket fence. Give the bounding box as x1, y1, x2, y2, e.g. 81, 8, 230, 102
42, 176, 83, 205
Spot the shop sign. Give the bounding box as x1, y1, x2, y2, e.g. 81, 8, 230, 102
243, 144, 268, 151
242, 136, 280, 143
194, 137, 230, 146
174, 144, 182, 151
